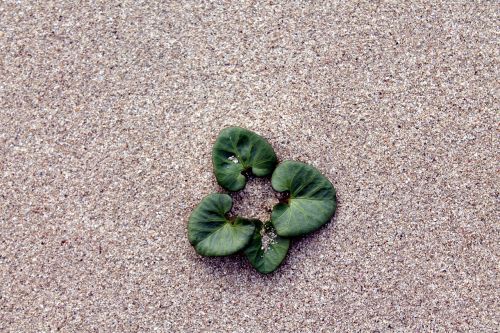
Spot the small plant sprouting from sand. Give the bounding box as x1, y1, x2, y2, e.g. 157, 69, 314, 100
187, 127, 337, 274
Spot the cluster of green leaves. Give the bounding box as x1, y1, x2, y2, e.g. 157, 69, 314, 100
188, 127, 337, 274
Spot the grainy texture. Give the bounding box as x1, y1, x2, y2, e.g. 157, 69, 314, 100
1, 1, 499, 332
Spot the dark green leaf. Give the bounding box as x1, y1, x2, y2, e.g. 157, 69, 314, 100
244, 221, 290, 274
271, 161, 336, 237
188, 193, 255, 256
212, 127, 278, 191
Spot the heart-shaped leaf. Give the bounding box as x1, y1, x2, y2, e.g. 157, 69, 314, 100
212, 127, 278, 191
271, 161, 336, 237
188, 193, 255, 256
244, 221, 290, 274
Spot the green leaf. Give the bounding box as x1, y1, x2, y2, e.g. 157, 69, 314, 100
188, 193, 255, 256
244, 221, 290, 274
271, 161, 337, 237
212, 127, 278, 191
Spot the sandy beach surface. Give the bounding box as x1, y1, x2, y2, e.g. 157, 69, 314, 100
1, 1, 498, 332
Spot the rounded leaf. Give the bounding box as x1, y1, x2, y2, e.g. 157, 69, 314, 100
244, 221, 290, 274
212, 127, 278, 191
188, 193, 255, 256
271, 161, 336, 237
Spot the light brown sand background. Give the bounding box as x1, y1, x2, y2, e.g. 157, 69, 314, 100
1, 1, 499, 332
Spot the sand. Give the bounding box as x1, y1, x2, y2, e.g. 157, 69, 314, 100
1, 1, 499, 332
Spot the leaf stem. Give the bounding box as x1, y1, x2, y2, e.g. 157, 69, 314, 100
277, 191, 290, 204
